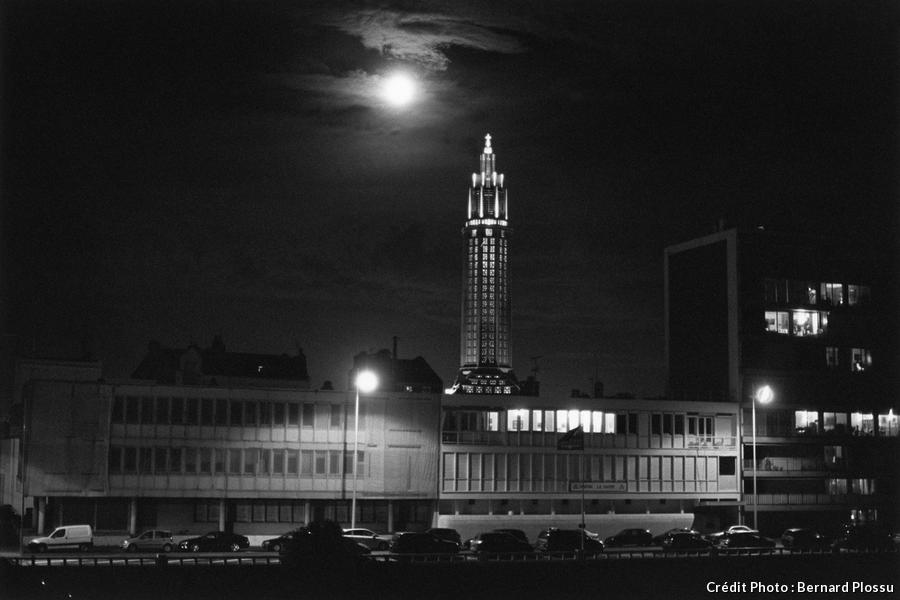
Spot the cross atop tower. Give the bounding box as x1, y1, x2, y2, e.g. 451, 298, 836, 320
483, 133, 492, 154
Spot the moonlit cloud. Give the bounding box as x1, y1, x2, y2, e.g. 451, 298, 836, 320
313, 7, 527, 71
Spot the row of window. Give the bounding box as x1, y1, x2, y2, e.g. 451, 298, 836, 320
792, 410, 897, 436
108, 446, 365, 477
441, 452, 736, 484
763, 279, 870, 307
826, 479, 876, 495
443, 409, 720, 436
764, 310, 829, 336
111, 396, 362, 429
194, 500, 403, 525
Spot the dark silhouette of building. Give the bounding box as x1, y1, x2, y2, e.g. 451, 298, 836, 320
450, 135, 521, 394
131, 336, 309, 388
665, 226, 899, 532
349, 343, 443, 393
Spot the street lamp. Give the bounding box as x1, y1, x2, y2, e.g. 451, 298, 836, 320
751, 385, 774, 530
351, 370, 378, 530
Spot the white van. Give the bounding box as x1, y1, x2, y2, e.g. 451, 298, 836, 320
27, 524, 94, 552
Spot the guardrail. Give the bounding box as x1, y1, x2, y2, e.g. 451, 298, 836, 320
6, 545, 894, 568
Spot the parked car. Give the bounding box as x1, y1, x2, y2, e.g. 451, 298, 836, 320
781, 528, 830, 551
261, 529, 304, 553
831, 524, 894, 552
425, 527, 462, 546
121, 529, 176, 553
660, 531, 713, 551
652, 528, 699, 545
706, 525, 758, 545
343, 528, 393, 551
604, 528, 653, 547
26, 525, 93, 553
492, 528, 530, 545
535, 528, 604, 555
719, 532, 775, 550
177, 531, 250, 552
389, 532, 459, 554
468, 531, 534, 554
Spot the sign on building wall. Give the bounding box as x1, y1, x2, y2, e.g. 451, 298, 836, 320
570, 482, 627, 492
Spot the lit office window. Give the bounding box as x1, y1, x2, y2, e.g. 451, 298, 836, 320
878, 412, 898, 437
556, 410, 568, 432
821, 283, 843, 306
580, 410, 591, 431
765, 311, 789, 334
531, 410, 543, 432
605, 413, 616, 433
795, 410, 818, 432
543, 411, 556, 432
850, 348, 872, 372
847, 284, 870, 306
592, 411, 604, 433
791, 310, 821, 336
507, 409, 529, 431
825, 347, 840, 369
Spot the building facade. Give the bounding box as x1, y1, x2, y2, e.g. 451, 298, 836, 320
450, 134, 520, 395
20, 378, 440, 538
665, 227, 899, 534
436, 394, 740, 541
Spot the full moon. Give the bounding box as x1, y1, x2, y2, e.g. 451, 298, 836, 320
382, 73, 416, 106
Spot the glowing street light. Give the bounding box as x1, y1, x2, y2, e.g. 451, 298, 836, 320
751, 385, 774, 530
351, 370, 378, 530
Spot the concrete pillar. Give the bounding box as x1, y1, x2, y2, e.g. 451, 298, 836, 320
303, 501, 311, 525
128, 497, 137, 536
218, 499, 226, 532
387, 500, 394, 532
37, 497, 46, 534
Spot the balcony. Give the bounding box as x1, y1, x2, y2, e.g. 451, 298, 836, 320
742, 457, 840, 474
441, 431, 737, 450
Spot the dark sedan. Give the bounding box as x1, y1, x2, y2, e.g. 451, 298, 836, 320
652, 528, 699, 545
781, 528, 830, 551
604, 528, 653, 547
469, 532, 534, 554
720, 532, 775, 550
389, 532, 459, 554
661, 532, 713, 551
178, 531, 250, 552
261, 529, 304, 553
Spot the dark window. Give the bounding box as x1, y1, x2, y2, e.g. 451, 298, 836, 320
258, 402, 270, 426
171, 398, 184, 424
124, 447, 137, 472
139, 447, 152, 473
616, 414, 626, 434
663, 414, 673, 435
184, 448, 197, 473
155, 398, 169, 424
302, 403, 315, 427
214, 449, 225, 474
628, 413, 638, 434
288, 403, 299, 425
112, 397, 125, 424
170, 448, 182, 473
651, 414, 661, 434
244, 401, 257, 426
140, 397, 154, 424
719, 457, 736, 476
273, 403, 285, 426
215, 399, 228, 426
109, 446, 122, 473
200, 399, 213, 425
330, 404, 342, 427
230, 401, 243, 426
186, 398, 199, 425
674, 414, 684, 435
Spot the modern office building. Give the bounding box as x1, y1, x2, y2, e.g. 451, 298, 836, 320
449, 134, 520, 395
665, 227, 899, 533
435, 394, 741, 541
17, 363, 441, 538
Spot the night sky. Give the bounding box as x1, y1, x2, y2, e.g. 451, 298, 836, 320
2, 0, 898, 397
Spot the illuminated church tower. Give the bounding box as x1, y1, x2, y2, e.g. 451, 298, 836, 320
450, 134, 520, 394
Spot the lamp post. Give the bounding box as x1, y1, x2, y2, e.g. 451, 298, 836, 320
751, 385, 774, 530
351, 370, 378, 530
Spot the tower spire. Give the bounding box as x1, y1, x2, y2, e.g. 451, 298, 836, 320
450, 134, 520, 395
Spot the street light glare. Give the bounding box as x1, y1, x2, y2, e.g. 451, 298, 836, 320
755, 385, 774, 404
356, 370, 378, 393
